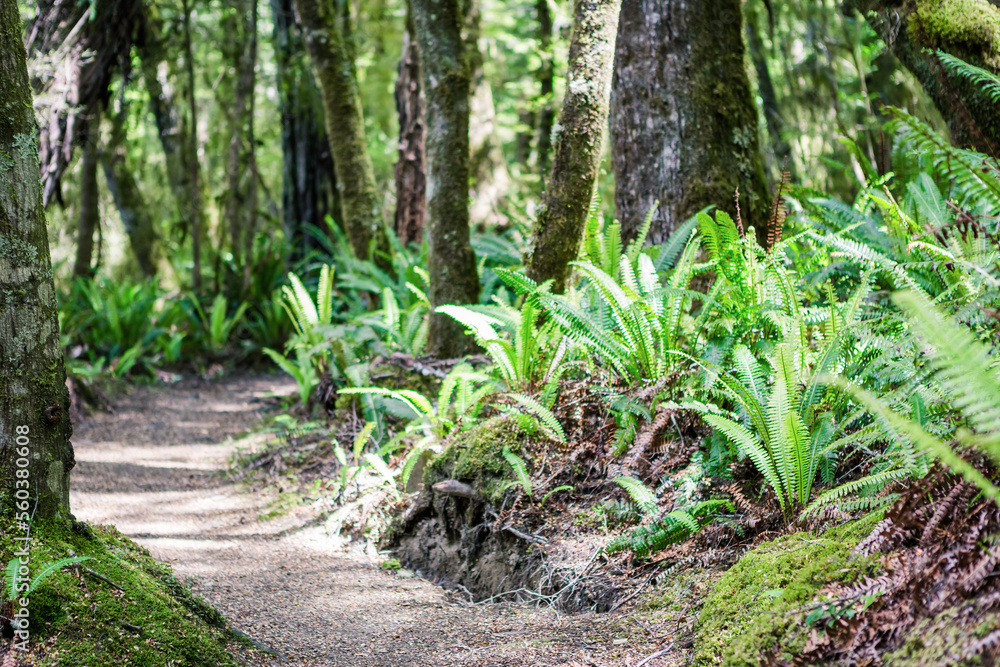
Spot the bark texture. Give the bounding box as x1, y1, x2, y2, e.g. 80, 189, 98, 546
271, 0, 339, 264
73, 109, 100, 278
181, 0, 204, 288
536, 0, 555, 176
610, 0, 769, 246
852, 0, 1000, 154
526, 0, 623, 293
294, 0, 388, 262
0, 0, 75, 519
394, 25, 427, 246
225, 0, 259, 287
101, 108, 157, 277
412, 0, 481, 357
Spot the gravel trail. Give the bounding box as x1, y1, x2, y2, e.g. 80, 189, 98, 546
69, 373, 674, 667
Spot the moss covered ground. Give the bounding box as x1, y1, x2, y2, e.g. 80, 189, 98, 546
0, 518, 257, 666
424, 415, 538, 504
693, 514, 884, 666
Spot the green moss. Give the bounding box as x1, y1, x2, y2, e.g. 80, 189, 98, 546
695, 514, 883, 666
914, 0, 1000, 66
0, 519, 248, 666
424, 415, 536, 504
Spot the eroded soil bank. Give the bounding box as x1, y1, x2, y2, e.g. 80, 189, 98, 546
70, 374, 686, 667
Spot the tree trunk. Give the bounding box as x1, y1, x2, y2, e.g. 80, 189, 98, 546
137, 11, 187, 213
465, 0, 512, 227
526, 0, 622, 293
394, 21, 427, 246
294, 0, 389, 262
0, 0, 75, 520
609, 0, 769, 247
181, 0, 203, 289
243, 0, 259, 293
226, 0, 257, 278
73, 108, 100, 278
101, 108, 157, 277
271, 0, 339, 265
745, 2, 794, 180
412, 0, 481, 357
535, 0, 555, 177
851, 0, 1000, 154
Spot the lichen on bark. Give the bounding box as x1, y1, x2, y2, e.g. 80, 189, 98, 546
294, 0, 389, 264
0, 0, 75, 520
526, 0, 623, 293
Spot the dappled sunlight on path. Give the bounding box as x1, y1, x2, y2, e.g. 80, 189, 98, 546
69, 374, 674, 667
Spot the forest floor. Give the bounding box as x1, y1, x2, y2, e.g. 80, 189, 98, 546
69, 373, 683, 667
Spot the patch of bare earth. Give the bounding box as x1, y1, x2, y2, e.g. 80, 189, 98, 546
70, 373, 685, 667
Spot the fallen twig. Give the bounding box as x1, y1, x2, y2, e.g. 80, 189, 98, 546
634, 642, 676, 667
83, 567, 125, 592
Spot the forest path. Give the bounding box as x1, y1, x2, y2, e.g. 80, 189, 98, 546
66, 373, 665, 667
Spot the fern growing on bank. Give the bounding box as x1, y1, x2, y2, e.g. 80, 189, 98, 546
605, 477, 733, 558
829, 291, 1000, 504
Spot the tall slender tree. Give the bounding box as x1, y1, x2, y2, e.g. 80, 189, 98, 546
225, 0, 259, 286
271, 0, 339, 264
412, 0, 481, 356
294, 0, 389, 262
181, 0, 204, 288
101, 106, 157, 277
526, 0, 622, 293
610, 0, 769, 246
0, 0, 75, 520
73, 107, 101, 278
394, 13, 427, 247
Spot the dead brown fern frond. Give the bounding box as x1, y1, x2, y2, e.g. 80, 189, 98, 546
766, 169, 790, 249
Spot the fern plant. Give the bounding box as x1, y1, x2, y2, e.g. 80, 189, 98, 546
604, 477, 732, 558
828, 290, 1000, 505
437, 296, 562, 391
264, 265, 345, 403
502, 222, 702, 383
694, 342, 843, 521
4, 556, 91, 603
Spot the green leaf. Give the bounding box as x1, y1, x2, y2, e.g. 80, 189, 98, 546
502, 445, 533, 497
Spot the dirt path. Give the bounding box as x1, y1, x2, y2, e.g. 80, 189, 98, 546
70, 374, 675, 667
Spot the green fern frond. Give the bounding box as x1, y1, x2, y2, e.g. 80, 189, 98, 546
612, 476, 660, 517
503, 445, 533, 497
505, 392, 566, 443
937, 50, 1000, 104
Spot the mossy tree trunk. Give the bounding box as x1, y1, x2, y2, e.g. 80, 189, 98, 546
526, 0, 622, 293
745, 2, 794, 181
394, 13, 427, 247
610, 0, 769, 247
73, 107, 100, 279
412, 0, 481, 357
851, 0, 1000, 153
271, 0, 339, 265
535, 0, 555, 177
465, 0, 512, 227
294, 0, 389, 263
101, 107, 157, 277
137, 11, 187, 223
0, 0, 75, 520
181, 0, 204, 288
